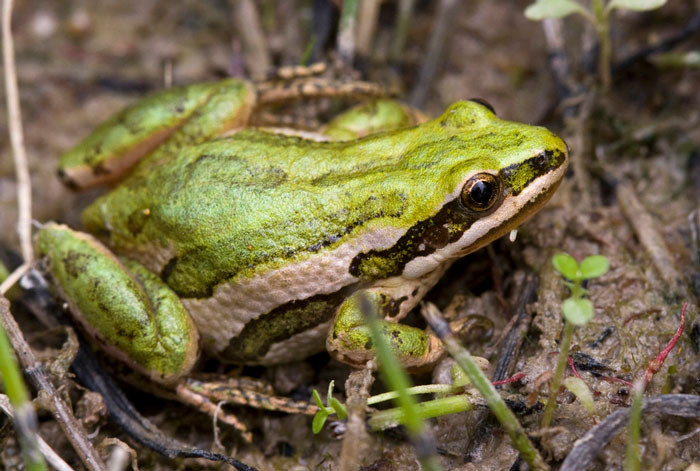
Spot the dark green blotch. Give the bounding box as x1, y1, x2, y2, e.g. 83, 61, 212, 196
222, 283, 359, 362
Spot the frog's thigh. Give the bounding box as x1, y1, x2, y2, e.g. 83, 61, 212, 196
322, 99, 427, 141
36, 223, 199, 384
326, 290, 443, 370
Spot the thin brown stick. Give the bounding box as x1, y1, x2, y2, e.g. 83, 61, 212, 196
617, 181, 684, 293
336, 0, 359, 66
389, 0, 416, 63
0, 394, 75, 471
2, 2, 103, 467
409, 0, 460, 107
560, 394, 700, 471
568, 92, 595, 209
356, 0, 380, 58
339, 365, 375, 471
1, 0, 32, 295
0, 298, 107, 471
256, 78, 389, 105
230, 0, 271, 80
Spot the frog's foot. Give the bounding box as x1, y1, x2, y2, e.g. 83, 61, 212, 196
174, 376, 318, 442
256, 77, 391, 107
174, 382, 253, 443
36, 223, 200, 384
326, 290, 445, 371
265, 62, 327, 81
179, 377, 318, 415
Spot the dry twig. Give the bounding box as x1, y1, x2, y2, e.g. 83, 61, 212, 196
0, 394, 74, 471
339, 365, 375, 471
617, 182, 684, 293
230, 0, 271, 80
560, 394, 700, 471
0, 0, 32, 295
0, 299, 107, 471
409, 0, 459, 107
2, 1, 104, 468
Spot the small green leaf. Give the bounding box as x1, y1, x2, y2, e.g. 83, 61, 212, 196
329, 397, 348, 420
313, 389, 325, 409
562, 298, 594, 325
312, 410, 329, 434
525, 0, 587, 20
563, 377, 595, 415
579, 255, 609, 279
608, 0, 667, 11
552, 253, 580, 280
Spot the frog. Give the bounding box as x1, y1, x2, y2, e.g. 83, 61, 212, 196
35, 75, 568, 397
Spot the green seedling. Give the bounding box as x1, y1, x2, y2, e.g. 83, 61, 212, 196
0, 322, 46, 471
525, 0, 668, 89
542, 252, 609, 428
311, 380, 347, 434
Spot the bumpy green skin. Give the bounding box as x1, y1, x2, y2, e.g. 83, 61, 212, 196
81, 101, 564, 297
322, 99, 425, 140
36, 223, 199, 383
328, 291, 442, 369
43, 90, 567, 380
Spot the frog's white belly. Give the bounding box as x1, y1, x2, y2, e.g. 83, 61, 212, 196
181, 225, 407, 356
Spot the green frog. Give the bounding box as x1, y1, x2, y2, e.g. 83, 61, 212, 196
36, 77, 568, 389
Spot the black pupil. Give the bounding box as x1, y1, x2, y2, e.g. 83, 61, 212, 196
471, 180, 493, 206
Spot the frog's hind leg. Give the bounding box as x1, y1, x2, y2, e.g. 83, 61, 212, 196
36, 223, 200, 384
59, 78, 257, 190
321, 99, 428, 140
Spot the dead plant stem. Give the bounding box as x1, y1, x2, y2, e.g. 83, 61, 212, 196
0, 298, 107, 470
1, 0, 32, 294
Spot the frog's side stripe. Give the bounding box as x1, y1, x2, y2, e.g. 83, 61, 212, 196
221, 283, 361, 362
349, 149, 566, 280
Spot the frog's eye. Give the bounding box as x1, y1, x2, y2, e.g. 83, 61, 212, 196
461, 173, 500, 212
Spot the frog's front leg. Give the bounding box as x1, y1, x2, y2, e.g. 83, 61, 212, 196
327, 290, 444, 370
36, 223, 199, 384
